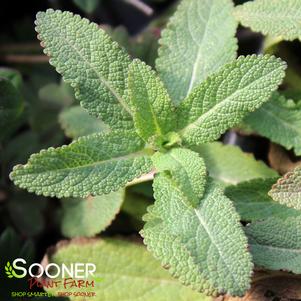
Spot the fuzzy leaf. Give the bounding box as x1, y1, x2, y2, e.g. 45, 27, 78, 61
142, 176, 253, 296
59, 106, 108, 139
235, 0, 301, 41
62, 190, 124, 238
45, 238, 210, 301
193, 142, 277, 185
178, 55, 286, 145
128, 59, 176, 142
35, 9, 134, 130
246, 216, 301, 274
225, 178, 300, 222
245, 93, 301, 155
269, 165, 301, 210
152, 148, 206, 207
156, 0, 237, 104
10, 131, 153, 198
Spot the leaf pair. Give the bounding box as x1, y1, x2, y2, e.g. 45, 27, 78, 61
142, 148, 253, 296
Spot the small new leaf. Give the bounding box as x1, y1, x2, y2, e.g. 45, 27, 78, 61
142, 176, 253, 296
156, 0, 238, 104
178, 55, 286, 145
269, 165, 301, 210
128, 59, 176, 142
152, 148, 206, 207
235, 0, 301, 41
35, 9, 133, 130
10, 131, 153, 198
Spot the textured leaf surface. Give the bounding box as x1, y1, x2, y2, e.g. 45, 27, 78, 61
10, 131, 153, 198
225, 178, 300, 222
193, 142, 277, 185
59, 106, 108, 139
128, 59, 176, 142
62, 189, 124, 238
246, 216, 301, 273
235, 0, 301, 41
178, 55, 286, 145
245, 93, 301, 155
35, 9, 134, 130
269, 165, 301, 210
156, 0, 237, 104
142, 176, 253, 296
152, 148, 206, 207
0, 78, 24, 141
46, 239, 211, 301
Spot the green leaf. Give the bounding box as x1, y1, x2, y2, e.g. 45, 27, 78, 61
225, 178, 300, 222
178, 55, 286, 145
156, 0, 238, 105
269, 165, 301, 210
73, 0, 100, 13
0, 78, 24, 141
128, 59, 176, 142
62, 189, 124, 238
10, 130, 153, 198
193, 142, 277, 185
0, 68, 22, 89
245, 93, 301, 155
142, 176, 253, 296
59, 106, 108, 139
35, 9, 134, 130
234, 0, 301, 41
152, 148, 206, 207
245, 216, 301, 274
45, 238, 211, 301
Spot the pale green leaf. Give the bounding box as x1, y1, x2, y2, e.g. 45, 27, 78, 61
245, 216, 301, 274
128, 59, 176, 142
245, 93, 301, 155
178, 55, 286, 145
269, 165, 301, 210
142, 176, 253, 296
152, 148, 206, 207
193, 142, 277, 185
225, 178, 300, 222
59, 106, 108, 139
10, 130, 153, 198
62, 189, 124, 238
156, 0, 238, 104
235, 0, 301, 41
45, 238, 211, 301
35, 9, 133, 130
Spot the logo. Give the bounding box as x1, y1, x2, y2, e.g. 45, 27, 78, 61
5, 261, 24, 279
5, 258, 97, 279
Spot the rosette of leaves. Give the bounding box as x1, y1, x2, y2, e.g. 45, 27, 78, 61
10, 0, 290, 298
